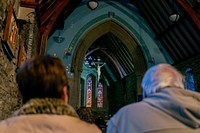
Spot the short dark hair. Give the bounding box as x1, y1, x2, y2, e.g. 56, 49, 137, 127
16, 55, 68, 103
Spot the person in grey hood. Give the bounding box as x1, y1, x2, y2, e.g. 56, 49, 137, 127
107, 64, 200, 133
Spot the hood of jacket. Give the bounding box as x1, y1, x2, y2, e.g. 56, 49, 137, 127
144, 88, 200, 128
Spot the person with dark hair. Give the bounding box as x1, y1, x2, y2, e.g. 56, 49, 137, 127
0, 55, 101, 133
107, 63, 200, 133
76, 107, 95, 124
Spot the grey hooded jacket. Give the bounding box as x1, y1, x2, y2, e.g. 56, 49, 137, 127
107, 88, 200, 133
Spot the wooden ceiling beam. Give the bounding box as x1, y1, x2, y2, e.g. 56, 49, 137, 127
177, 0, 200, 29
39, 0, 63, 26
37, 0, 73, 55
20, 0, 39, 8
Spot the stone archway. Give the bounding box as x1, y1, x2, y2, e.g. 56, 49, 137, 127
71, 19, 147, 107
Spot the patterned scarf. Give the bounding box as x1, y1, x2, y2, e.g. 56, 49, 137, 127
12, 98, 78, 118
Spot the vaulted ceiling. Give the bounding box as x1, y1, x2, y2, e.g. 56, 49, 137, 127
85, 32, 135, 81
136, 0, 200, 64
19, 0, 200, 82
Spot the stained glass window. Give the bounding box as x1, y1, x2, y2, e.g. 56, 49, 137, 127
86, 76, 92, 107
97, 82, 103, 108
185, 68, 195, 91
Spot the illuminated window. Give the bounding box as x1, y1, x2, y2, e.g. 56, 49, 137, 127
185, 68, 195, 91
86, 76, 92, 107
97, 82, 103, 108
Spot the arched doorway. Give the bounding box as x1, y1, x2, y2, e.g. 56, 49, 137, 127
72, 20, 147, 114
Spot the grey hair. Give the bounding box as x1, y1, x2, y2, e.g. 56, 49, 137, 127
142, 64, 184, 99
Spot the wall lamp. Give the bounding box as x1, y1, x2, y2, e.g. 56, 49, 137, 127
87, 0, 99, 10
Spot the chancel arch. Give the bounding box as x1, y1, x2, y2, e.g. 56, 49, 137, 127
71, 19, 147, 114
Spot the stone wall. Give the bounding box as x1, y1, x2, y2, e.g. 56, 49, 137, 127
0, 45, 22, 120
0, 0, 22, 120
0, 1, 7, 38
0, 0, 39, 120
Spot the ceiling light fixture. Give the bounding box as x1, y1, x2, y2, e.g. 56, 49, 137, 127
87, 0, 99, 10
169, 14, 180, 22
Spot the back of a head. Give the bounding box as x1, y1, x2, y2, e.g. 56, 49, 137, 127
142, 64, 184, 98
16, 55, 68, 103
76, 107, 94, 123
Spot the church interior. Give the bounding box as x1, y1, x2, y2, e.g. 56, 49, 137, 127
0, 0, 200, 122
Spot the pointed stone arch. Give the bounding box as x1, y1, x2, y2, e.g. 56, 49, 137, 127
71, 19, 147, 106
